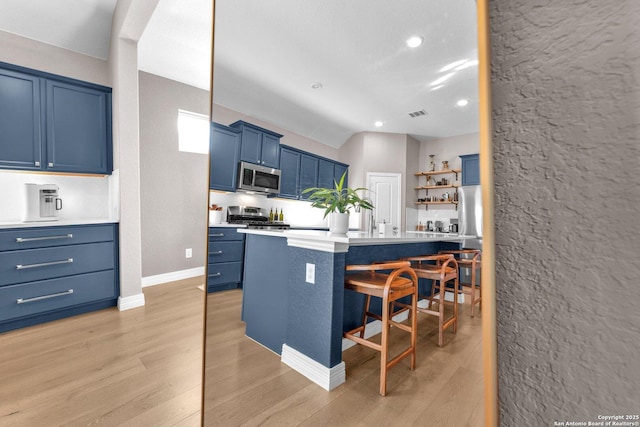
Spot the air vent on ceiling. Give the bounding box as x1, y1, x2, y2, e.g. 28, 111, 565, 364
408, 109, 427, 118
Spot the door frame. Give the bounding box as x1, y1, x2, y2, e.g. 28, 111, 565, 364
366, 172, 402, 233
477, 0, 498, 425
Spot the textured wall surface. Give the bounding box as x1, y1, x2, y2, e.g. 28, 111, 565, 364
491, 1, 640, 424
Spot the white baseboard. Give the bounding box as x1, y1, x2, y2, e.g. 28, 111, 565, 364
141, 267, 205, 287
117, 293, 145, 311
281, 344, 346, 391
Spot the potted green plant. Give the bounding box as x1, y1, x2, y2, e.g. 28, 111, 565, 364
302, 172, 374, 234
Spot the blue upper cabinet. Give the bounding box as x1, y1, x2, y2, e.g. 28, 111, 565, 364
210, 123, 241, 192
279, 145, 348, 200
278, 147, 300, 199
0, 62, 112, 175
317, 158, 335, 189
460, 153, 480, 186
318, 158, 348, 189
334, 162, 348, 187
0, 68, 43, 171
45, 80, 111, 174
299, 154, 319, 200
230, 120, 282, 168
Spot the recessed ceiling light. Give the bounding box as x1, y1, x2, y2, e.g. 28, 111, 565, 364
311, 82, 323, 89
374, 121, 384, 127
430, 72, 454, 87
456, 99, 470, 107
406, 36, 423, 48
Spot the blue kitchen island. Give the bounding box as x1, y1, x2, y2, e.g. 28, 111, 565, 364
238, 228, 471, 391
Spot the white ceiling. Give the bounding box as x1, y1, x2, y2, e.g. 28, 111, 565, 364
0, 0, 117, 59
0, 0, 479, 148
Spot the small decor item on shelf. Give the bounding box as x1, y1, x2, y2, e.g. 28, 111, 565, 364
441, 177, 448, 185
429, 154, 436, 171
442, 160, 449, 170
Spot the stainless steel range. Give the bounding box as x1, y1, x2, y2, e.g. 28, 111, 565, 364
227, 206, 290, 230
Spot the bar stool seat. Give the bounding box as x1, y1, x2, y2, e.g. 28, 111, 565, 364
400, 254, 459, 347
439, 249, 482, 317
343, 261, 418, 396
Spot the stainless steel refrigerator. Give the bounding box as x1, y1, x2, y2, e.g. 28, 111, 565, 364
457, 185, 483, 287
458, 184, 483, 250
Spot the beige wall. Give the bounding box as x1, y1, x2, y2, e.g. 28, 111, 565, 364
139, 72, 209, 277
491, 1, 640, 423
418, 132, 480, 172
0, 30, 110, 86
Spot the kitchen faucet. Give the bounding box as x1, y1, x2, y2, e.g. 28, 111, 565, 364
357, 197, 376, 235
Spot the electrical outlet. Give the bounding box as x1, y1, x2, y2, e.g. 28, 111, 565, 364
185, 248, 192, 258
305, 263, 315, 284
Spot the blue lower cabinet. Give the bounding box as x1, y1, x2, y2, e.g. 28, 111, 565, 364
0, 270, 115, 323
0, 223, 119, 333
207, 227, 245, 292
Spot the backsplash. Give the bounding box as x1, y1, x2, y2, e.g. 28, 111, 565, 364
407, 206, 459, 231
0, 171, 118, 223
208, 191, 362, 229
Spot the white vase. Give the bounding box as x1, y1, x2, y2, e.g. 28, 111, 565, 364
329, 212, 349, 234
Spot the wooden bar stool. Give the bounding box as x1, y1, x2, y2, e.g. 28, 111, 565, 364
439, 249, 482, 317
399, 254, 459, 347
343, 261, 418, 396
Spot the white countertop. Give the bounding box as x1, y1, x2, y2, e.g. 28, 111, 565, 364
239, 228, 470, 246
208, 223, 247, 228
0, 219, 118, 229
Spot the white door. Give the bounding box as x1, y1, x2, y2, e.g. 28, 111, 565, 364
367, 172, 402, 233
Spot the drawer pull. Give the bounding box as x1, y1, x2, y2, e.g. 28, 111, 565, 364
210, 272, 222, 277
16, 234, 73, 243
16, 258, 74, 270
209, 251, 223, 255
17, 289, 74, 304
210, 233, 225, 237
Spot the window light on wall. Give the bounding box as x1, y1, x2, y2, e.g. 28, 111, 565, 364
177, 109, 209, 154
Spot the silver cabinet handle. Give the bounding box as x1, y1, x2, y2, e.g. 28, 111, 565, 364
16, 234, 73, 243
35, 161, 41, 166
210, 233, 224, 237
210, 272, 221, 277
209, 251, 223, 255
16, 258, 74, 270
48, 162, 54, 167
17, 289, 73, 304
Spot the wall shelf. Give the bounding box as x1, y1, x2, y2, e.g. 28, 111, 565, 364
415, 184, 459, 190
414, 169, 461, 210
415, 201, 459, 206
414, 169, 461, 178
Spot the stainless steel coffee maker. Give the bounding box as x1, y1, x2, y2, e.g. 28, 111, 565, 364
24, 184, 62, 222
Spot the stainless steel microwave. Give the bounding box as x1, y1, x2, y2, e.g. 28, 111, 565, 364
237, 161, 281, 195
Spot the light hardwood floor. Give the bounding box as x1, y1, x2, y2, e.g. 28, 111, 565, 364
0, 277, 483, 426
204, 290, 484, 426
0, 277, 204, 427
